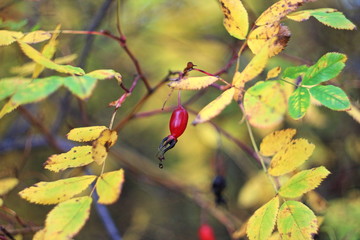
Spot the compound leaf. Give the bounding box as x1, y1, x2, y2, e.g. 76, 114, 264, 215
67, 126, 108, 142
192, 87, 235, 125
96, 169, 124, 205
218, 0, 249, 40
260, 129, 297, 157
309, 85, 350, 111
279, 166, 330, 198
0, 178, 19, 195
19, 175, 96, 205
44, 146, 94, 172
168, 76, 219, 90
44, 196, 92, 240
277, 201, 318, 240
247, 196, 279, 240
288, 87, 311, 119
0, 30, 23, 46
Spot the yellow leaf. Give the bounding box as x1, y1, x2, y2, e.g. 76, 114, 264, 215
192, 87, 235, 125
269, 138, 315, 176
86, 69, 122, 83
92, 129, 118, 165
256, 0, 317, 26
0, 198, 3, 206
44, 196, 92, 240
96, 169, 124, 204
347, 103, 360, 124
67, 126, 108, 142
247, 196, 279, 240
0, 101, 19, 119
21, 31, 51, 44
33, 229, 45, 240
267, 66, 282, 80
44, 146, 94, 172
286, 10, 313, 21
168, 76, 219, 90
0, 177, 19, 195
219, 0, 249, 40
260, 129, 297, 156
19, 175, 96, 205
232, 71, 245, 102
0, 30, 23, 46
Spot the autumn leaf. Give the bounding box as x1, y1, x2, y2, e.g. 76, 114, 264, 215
266, 67, 281, 80
86, 69, 122, 83
92, 129, 118, 165
168, 76, 219, 90
279, 166, 330, 198
21, 30, 51, 44
0, 77, 30, 100
44, 146, 94, 172
218, 0, 249, 40
96, 169, 124, 205
277, 201, 318, 240
67, 126, 108, 142
0, 178, 19, 195
0, 30, 23, 46
19, 175, 96, 205
44, 196, 92, 240
247, 196, 279, 240
192, 87, 235, 125
260, 128, 297, 157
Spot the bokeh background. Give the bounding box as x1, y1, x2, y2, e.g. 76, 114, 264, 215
1, 0, 360, 239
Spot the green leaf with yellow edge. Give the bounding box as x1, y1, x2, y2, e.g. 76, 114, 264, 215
218, 0, 249, 40
19, 175, 96, 205
287, 8, 356, 30
267, 66, 281, 80
0, 101, 19, 119
0, 77, 30, 100
62, 75, 97, 99
17, 40, 85, 75
0, 178, 19, 195
303, 52, 347, 86
260, 129, 297, 157
269, 138, 315, 176
0, 30, 23, 46
309, 85, 350, 111
92, 129, 118, 165
168, 76, 219, 90
21, 30, 51, 44
192, 87, 235, 125
279, 166, 330, 198
288, 87, 311, 119
43, 196, 92, 240
277, 201, 318, 240
44, 146, 94, 172
255, 0, 316, 26
86, 69, 122, 83
67, 126, 108, 142
243, 81, 288, 128
96, 169, 124, 204
247, 196, 279, 240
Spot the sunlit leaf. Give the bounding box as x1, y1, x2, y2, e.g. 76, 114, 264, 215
33, 229, 45, 240
247, 196, 279, 240
86, 69, 122, 83
19, 175, 96, 205
0, 30, 23, 46
21, 31, 51, 44
92, 129, 118, 165
287, 8, 356, 30
0, 178, 19, 195
192, 87, 235, 125
279, 166, 330, 198
67, 126, 108, 142
267, 67, 281, 80
96, 169, 124, 205
243, 81, 288, 127
277, 201, 318, 240
260, 129, 297, 157
288, 87, 311, 119
218, 0, 249, 40
303, 52, 347, 86
309, 85, 350, 111
44, 146, 94, 172
269, 139, 315, 176
17, 40, 85, 75
0, 77, 30, 100
256, 0, 317, 26
44, 196, 92, 239
168, 76, 219, 90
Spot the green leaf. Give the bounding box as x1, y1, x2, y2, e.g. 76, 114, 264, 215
282, 65, 308, 80
0, 178, 19, 195
44, 146, 94, 172
302, 52, 347, 86
96, 169, 124, 205
279, 166, 330, 198
0, 77, 30, 101
19, 175, 96, 205
288, 87, 311, 119
0, 19, 28, 31
0, 30, 23, 46
62, 75, 97, 99
44, 196, 92, 239
277, 201, 318, 240
309, 85, 350, 111
247, 196, 279, 240
17, 40, 85, 75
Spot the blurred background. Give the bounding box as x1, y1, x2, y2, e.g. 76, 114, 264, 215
0, 0, 359, 239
